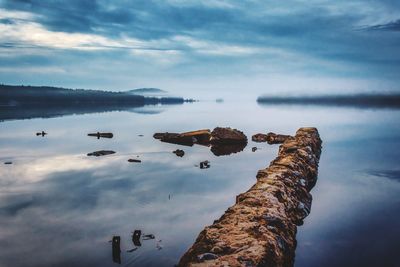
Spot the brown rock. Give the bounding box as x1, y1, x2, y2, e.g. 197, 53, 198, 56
210, 127, 247, 145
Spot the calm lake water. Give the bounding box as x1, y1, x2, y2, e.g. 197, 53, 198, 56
1, 101, 399, 267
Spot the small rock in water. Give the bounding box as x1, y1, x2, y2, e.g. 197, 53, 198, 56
252, 147, 258, 152
4, 161, 12, 165
128, 159, 141, 163
87, 150, 115, 157
252, 133, 268, 142
173, 149, 185, 157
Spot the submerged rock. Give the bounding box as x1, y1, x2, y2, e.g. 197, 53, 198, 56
173, 149, 185, 157
178, 127, 322, 267
87, 150, 115, 157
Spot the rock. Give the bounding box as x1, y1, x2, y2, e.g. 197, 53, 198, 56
252, 133, 268, 142
128, 159, 141, 163
88, 132, 113, 139
265, 132, 292, 144
173, 149, 185, 157
153, 132, 196, 146
87, 150, 115, 156
252, 132, 292, 144
4, 161, 12, 165
178, 128, 322, 267
210, 127, 247, 145
252, 147, 258, 152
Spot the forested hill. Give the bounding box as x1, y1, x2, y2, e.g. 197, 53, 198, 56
0, 84, 184, 106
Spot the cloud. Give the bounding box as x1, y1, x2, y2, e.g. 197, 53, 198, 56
363, 19, 400, 31
0, 1, 400, 92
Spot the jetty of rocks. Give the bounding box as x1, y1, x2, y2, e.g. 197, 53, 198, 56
178, 127, 322, 267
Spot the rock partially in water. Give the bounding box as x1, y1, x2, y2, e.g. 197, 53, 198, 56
87, 150, 116, 157
178, 127, 322, 267
154, 128, 248, 155
265, 132, 293, 144
4, 161, 12, 165
252, 133, 268, 142
173, 149, 185, 157
211, 127, 247, 145
252, 132, 292, 144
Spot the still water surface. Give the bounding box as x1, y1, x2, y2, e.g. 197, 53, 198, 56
0, 101, 399, 267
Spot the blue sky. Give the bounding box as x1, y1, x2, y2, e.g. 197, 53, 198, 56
0, 0, 399, 97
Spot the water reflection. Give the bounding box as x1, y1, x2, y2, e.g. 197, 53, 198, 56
0, 101, 399, 267
0, 103, 183, 122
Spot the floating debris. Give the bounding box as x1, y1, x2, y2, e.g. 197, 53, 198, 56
87, 150, 115, 157
173, 149, 185, 157
199, 160, 210, 169
111, 236, 121, 264
128, 159, 141, 163
156, 240, 163, 250
87, 132, 113, 139
132, 230, 141, 247
143, 234, 155, 240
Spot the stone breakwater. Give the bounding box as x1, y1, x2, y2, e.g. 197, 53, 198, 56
178, 127, 322, 267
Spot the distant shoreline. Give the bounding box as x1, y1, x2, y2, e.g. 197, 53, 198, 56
257, 94, 400, 109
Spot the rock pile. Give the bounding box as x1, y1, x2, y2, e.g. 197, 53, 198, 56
178, 127, 322, 267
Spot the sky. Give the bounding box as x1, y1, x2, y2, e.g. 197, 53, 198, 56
0, 0, 399, 98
